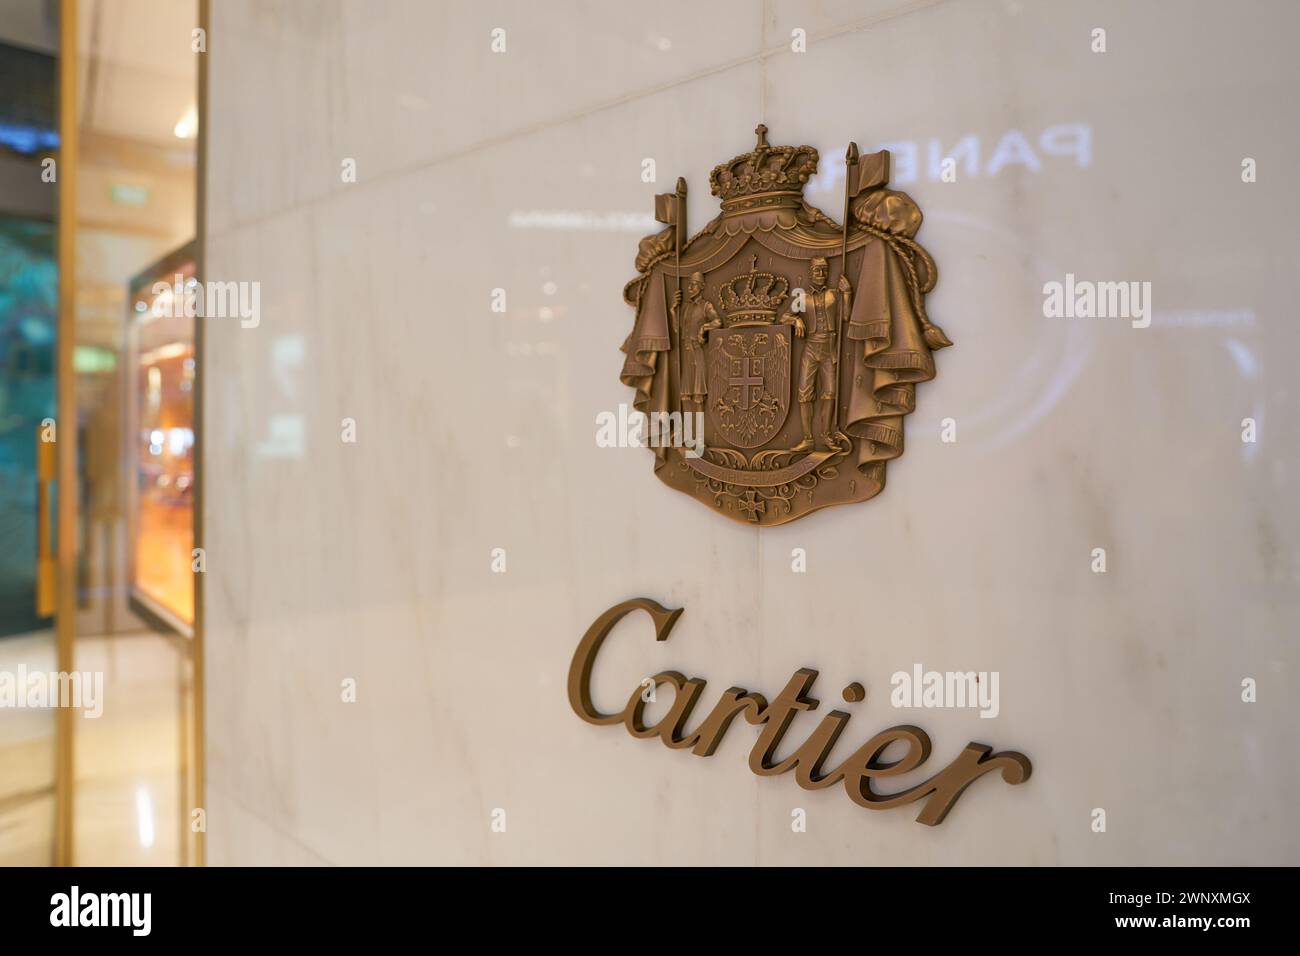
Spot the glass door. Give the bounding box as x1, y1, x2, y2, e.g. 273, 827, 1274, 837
0, 0, 204, 868
66, 0, 202, 866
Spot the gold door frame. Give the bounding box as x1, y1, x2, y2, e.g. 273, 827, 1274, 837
54, 0, 76, 868
53, 0, 209, 867
192, 0, 210, 869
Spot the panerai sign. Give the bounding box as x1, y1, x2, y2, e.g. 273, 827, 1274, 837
569, 599, 1031, 826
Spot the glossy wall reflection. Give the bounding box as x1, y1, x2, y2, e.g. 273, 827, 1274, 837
202, 0, 1300, 865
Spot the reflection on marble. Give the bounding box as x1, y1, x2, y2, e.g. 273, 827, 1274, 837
205, 0, 1300, 865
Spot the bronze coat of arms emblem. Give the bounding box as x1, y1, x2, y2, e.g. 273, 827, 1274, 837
620, 125, 952, 525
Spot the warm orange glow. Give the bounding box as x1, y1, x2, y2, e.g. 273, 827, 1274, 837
135, 494, 193, 624
133, 340, 195, 627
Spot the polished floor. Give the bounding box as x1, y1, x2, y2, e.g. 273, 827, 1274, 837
0, 632, 55, 865
0, 628, 189, 865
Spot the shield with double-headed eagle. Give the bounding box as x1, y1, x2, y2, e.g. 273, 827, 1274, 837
707, 324, 791, 448
705, 257, 792, 449
619, 124, 952, 525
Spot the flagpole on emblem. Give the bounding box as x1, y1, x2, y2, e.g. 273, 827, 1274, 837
841, 143, 952, 351
655, 178, 688, 414
675, 177, 687, 407
842, 142, 857, 276
826, 142, 860, 454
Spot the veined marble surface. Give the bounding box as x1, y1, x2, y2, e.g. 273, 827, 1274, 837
203, 0, 1300, 865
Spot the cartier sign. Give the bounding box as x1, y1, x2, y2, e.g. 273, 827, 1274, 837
586, 128, 1030, 825
569, 599, 1031, 826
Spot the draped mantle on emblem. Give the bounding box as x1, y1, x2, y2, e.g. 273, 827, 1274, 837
619, 126, 952, 525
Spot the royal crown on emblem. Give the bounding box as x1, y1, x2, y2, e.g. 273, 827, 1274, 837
709, 124, 819, 205
717, 255, 789, 325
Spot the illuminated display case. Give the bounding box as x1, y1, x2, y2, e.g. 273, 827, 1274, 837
125, 241, 195, 637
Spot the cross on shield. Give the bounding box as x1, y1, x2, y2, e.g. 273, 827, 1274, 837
706, 325, 792, 449
729, 354, 763, 409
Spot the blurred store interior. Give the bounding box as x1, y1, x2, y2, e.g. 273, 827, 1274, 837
0, 0, 202, 866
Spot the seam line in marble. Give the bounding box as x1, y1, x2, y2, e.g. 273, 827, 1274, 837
207, 0, 950, 241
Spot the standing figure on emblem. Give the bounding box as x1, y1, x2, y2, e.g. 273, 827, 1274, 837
671, 271, 722, 409
781, 256, 851, 453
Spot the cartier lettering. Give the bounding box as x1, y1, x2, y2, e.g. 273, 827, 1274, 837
569, 599, 1032, 826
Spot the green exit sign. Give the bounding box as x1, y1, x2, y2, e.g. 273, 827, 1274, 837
109, 183, 150, 206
